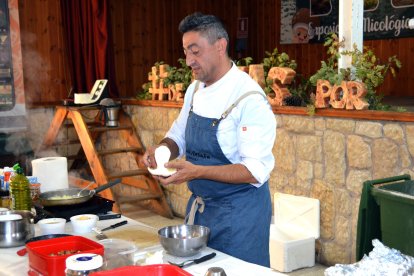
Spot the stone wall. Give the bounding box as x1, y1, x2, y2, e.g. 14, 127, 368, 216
27, 106, 414, 266
271, 115, 414, 265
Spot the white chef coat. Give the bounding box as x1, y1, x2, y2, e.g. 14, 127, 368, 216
166, 63, 276, 186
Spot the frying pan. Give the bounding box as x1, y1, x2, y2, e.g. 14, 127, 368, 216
39, 179, 121, 207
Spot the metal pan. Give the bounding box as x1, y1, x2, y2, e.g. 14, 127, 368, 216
39, 179, 121, 207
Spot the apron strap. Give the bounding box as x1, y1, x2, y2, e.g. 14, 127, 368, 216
220, 91, 266, 120
186, 196, 205, 225
189, 81, 201, 110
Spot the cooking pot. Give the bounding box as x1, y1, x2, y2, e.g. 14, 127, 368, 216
0, 210, 35, 248
39, 179, 121, 207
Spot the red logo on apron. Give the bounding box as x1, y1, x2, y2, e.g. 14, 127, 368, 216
242, 126, 247, 131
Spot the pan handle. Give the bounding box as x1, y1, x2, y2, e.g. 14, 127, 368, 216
94, 179, 122, 194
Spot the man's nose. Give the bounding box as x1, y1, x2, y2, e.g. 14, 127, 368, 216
186, 55, 194, 67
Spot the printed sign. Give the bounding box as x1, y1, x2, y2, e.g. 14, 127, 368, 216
281, 0, 414, 44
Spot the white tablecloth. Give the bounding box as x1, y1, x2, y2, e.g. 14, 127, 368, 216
0, 216, 282, 276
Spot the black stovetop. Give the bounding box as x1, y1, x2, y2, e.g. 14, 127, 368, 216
34, 195, 114, 222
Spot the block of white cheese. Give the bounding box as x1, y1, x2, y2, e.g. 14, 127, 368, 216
147, 145, 177, 177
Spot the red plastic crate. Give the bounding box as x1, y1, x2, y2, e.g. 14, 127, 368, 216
90, 264, 192, 276
26, 236, 104, 276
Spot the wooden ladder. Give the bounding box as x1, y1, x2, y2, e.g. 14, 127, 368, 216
40, 105, 174, 218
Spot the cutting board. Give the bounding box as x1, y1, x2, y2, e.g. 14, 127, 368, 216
105, 224, 160, 249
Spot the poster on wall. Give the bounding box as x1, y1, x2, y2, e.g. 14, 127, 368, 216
0, 0, 26, 132
281, 0, 414, 44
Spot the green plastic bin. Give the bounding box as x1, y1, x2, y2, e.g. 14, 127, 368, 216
371, 175, 414, 257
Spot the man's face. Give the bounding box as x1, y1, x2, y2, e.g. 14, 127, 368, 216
182, 31, 221, 86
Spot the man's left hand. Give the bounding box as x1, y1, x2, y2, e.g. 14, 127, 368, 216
153, 159, 196, 185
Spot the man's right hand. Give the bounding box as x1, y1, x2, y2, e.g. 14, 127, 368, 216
143, 145, 158, 169
144, 138, 179, 169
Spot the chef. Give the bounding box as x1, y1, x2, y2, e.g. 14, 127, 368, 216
144, 12, 276, 267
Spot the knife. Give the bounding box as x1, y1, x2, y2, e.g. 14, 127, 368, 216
93, 220, 128, 240
92, 227, 108, 240
169, 252, 217, 268
101, 220, 128, 231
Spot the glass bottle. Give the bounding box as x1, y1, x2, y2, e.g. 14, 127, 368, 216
9, 163, 32, 211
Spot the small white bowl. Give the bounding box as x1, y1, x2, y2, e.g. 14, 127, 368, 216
70, 214, 98, 234
38, 218, 66, 235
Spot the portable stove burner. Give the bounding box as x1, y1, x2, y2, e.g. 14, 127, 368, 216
34, 195, 114, 222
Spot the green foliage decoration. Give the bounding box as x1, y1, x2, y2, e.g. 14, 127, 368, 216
163, 58, 193, 91
309, 33, 402, 111
137, 35, 404, 112
137, 59, 192, 100
137, 61, 166, 100
236, 57, 253, 67
343, 46, 402, 111
286, 74, 313, 106
262, 48, 297, 94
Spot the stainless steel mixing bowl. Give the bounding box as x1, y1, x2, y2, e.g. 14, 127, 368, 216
0, 210, 35, 248
158, 224, 210, 257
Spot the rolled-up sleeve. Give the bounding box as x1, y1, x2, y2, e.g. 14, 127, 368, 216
237, 96, 276, 185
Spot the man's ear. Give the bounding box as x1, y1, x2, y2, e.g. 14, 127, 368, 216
216, 38, 227, 55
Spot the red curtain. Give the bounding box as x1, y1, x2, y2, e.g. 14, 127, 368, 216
60, 0, 118, 98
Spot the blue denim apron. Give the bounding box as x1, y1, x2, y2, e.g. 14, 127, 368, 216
184, 87, 272, 267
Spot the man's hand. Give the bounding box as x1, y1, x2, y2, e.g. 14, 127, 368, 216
154, 159, 197, 185
153, 160, 257, 186
143, 145, 158, 169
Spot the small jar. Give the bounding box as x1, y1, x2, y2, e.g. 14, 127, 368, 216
65, 254, 103, 276
28, 177, 41, 202
0, 189, 10, 209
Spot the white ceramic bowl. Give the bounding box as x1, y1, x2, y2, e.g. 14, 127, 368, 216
70, 214, 98, 234
37, 218, 66, 235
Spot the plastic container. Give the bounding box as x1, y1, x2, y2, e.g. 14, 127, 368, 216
98, 238, 137, 270
26, 235, 104, 276
3, 167, 12, 190
66, 253, 103, 275
89, 264, 191, 276
371, 175, 414, 257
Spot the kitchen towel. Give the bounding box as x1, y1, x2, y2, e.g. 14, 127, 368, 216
31, 157, 69, 193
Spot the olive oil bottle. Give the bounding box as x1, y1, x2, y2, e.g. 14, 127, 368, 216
9, 163, 32, 211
